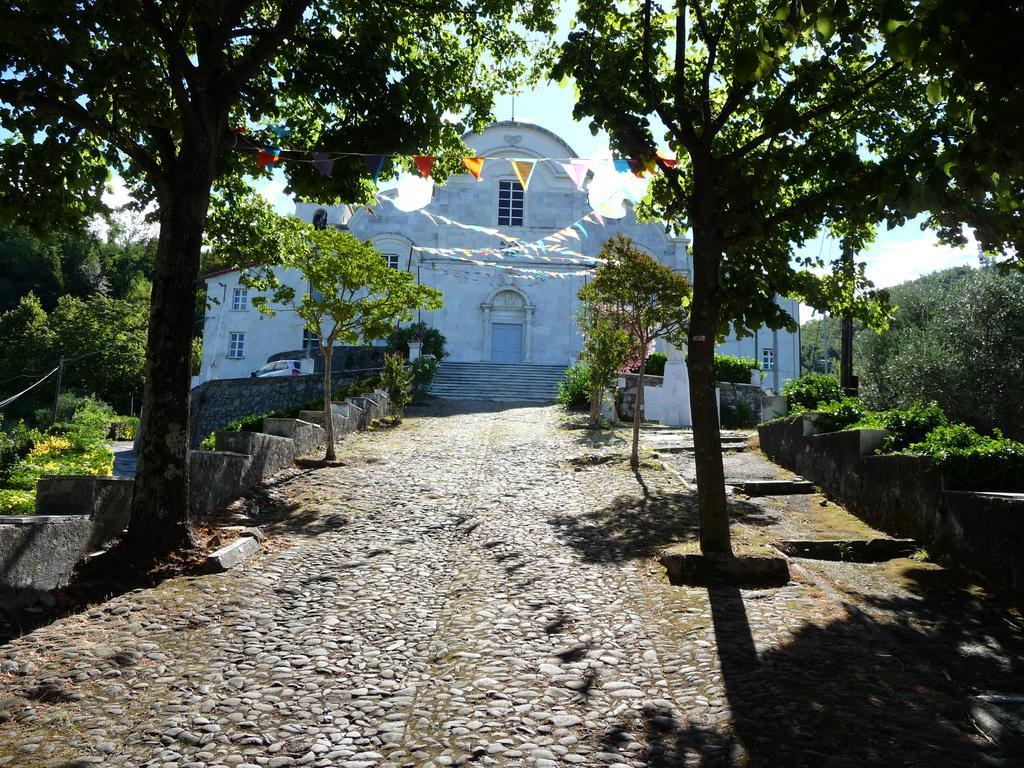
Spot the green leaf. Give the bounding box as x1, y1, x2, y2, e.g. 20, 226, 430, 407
733, 49, 761, 83
926, 79, 944, 105
815, 13, 835, 40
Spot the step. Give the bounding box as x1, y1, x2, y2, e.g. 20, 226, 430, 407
730, 479, 816, 495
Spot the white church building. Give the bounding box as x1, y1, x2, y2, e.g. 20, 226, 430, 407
195, 121, 800, 395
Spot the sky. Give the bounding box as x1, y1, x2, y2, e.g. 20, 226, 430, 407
255, 75, 980, 323
103, 1, 981, 324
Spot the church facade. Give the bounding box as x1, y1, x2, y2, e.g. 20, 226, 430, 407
196, 122, 800, 390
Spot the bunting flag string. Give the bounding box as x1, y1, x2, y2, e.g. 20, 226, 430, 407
369, 189, 619, 264
231, 125, 674, 187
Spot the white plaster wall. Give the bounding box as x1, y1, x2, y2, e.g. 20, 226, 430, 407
196, 121, 801, 381
197, 268, 309, 383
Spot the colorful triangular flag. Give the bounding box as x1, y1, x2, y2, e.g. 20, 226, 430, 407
256, 148, 281, 167
312, 152, 334, 177
414, 155, 437, 178
511, 159, 536, 190
613, 158, 631, 174
559, 159, 589, 191
363, 154, 385, 183
462, 156, 485, 180
591, 210, 605, 225
655, 150, 678, 170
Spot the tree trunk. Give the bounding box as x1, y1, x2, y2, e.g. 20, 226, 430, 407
322, 346, 336, 461
688, 227, 732, 555
631, 349, 647, 469
589, 383, 603, 426
125, 169, 213, 557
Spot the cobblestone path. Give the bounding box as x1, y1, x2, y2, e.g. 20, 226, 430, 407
0, 404, 1016, 767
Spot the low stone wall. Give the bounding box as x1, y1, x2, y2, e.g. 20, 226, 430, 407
617, 375, 763, 423
189, 366, 381, 447
617, 374, 664, 421
263, 418, 325, 454
0, 516, 100, 609
717, 382, 763, 422
758, 415, 1024, 591
2, 394, 391, 612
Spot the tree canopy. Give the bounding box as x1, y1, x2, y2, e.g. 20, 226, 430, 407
554, 0, 1019, 555
0, 0, 556, 557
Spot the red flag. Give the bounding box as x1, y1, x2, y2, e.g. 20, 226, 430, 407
256, 148, 281, 167
414, 155, 437, 178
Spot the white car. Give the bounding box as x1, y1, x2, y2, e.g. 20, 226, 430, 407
251, 360, 303, 378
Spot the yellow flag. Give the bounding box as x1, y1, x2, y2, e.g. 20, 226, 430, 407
511, 159, 536, 190
462, 156, 485, 180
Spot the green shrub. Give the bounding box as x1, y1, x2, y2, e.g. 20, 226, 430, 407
557, 364, 592, 410
389, 322, 448, 360
410, 356, 438, 387
714, 354, 760, 384
644, 352, 668, 376
783, 372, 844, 412
381, 352, 412, 420
721, 400, 757, 429
108, 416, 139, 440
0, 416, 37, 478
0, 488, 34, 515
812, 397, 870, 433
907, 423, 1024, 491
874, 401, 948, 453
199, 433, 216, 451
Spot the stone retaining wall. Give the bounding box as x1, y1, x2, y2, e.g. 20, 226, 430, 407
617, 375, 763, 422
189, 367, 381, 447
758, 415, 1024, 591
2, 397, 391, 612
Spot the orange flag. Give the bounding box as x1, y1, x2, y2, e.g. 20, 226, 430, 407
414, 155, 436, 178
462, 156, 485, 180
511, 159, 536, 190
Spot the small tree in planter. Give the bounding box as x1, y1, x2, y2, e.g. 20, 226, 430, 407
577, 284, 631, 426
381, 352, 413, 421
586, 235, 691, 467
246, 226, 442, 460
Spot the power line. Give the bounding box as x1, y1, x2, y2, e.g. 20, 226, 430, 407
0, 366, 60, 410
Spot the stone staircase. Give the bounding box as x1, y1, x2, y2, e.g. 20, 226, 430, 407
430, 362, 567, 403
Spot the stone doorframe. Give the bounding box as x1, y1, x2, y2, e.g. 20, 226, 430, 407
481, 286, 534, 363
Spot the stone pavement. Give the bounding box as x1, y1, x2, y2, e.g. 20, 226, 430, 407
0, 403, 1019, 767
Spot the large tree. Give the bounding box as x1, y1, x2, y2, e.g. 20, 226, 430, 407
556, 0, 950, 553
0, 0, 554, 558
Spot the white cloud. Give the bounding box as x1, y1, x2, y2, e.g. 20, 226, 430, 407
799, 229, 980, 322
102, 176, 133, 208
862, 229, 979, 289
257, 175, 294, 215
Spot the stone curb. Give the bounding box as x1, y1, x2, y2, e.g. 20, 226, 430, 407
205, 536, 261, 573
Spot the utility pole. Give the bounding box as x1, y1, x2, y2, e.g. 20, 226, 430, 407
822, 312, 829, 373
50, 356, 64, 425
839, 240, 856, 394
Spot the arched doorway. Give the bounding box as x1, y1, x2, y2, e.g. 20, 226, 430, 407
481, 288, 534, 363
